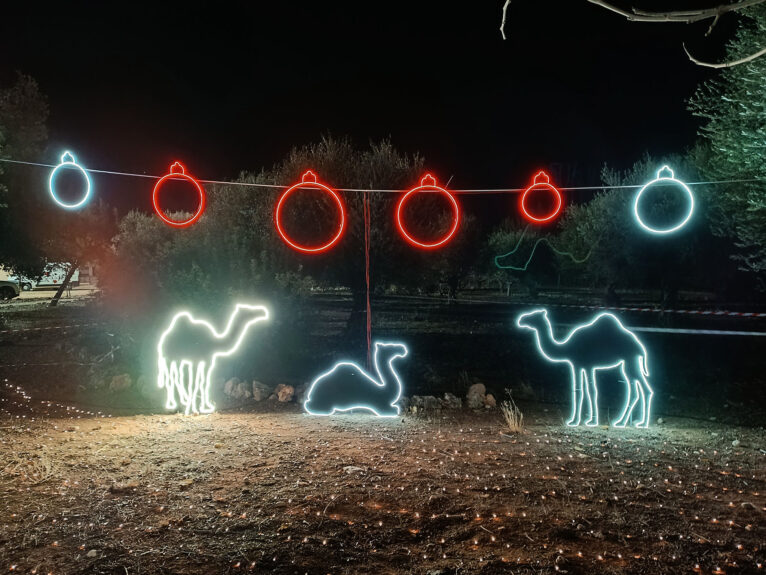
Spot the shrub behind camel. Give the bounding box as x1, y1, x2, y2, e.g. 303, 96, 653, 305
516, 309, 653, 428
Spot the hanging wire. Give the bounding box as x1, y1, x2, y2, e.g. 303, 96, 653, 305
0, 157, 761, 194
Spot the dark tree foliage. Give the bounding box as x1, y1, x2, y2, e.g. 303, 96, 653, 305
0, 74, 49, 276
689, 5, 766, 280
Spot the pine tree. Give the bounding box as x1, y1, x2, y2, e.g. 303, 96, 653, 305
689, 6, 766, 279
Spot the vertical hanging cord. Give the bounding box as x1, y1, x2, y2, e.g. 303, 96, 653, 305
364, 192, 372, 370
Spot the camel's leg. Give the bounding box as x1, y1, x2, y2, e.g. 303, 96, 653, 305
584, 369, 599, 426
160, 360, 177, 410
199, 362, 215, 414
183, 362, 197, 415
614, 362, 635, 427
565, 365, 581, 426
167, 362, 180, 410
634, 373, 653, 428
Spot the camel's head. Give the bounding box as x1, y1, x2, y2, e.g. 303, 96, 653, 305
234, 304, 269, 322
375, 341, 408, 361
516, 309, 548, 332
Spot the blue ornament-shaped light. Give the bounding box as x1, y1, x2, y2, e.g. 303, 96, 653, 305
49, 151, 92, 209
633, 165, 694, 235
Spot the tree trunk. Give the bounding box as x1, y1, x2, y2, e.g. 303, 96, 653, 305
49, 261, 78, 308
344, 286, 368, 343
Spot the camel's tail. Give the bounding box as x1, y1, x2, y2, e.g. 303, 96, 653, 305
639, 354, 649, 378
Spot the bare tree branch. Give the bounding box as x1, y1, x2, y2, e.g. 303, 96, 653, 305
587, 0, 766, 23
683, 42, 766, 67
500, 0, 512, 40
498, 1, 766, 68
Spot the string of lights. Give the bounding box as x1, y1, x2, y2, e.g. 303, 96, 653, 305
0, 156, 761, 193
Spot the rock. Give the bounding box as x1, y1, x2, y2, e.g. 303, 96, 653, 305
409, 396, 441, 410
86, 549, 98, 558
466, 383, 486, 410
731, 439, 741, 448
423, 396, 440, 410
399, 396, 410, 412
179, 478, 194, 490
274, 383, 294, 402
343, 465, 366, 474
410, 396, 425, 409
230, 381, 251, 400
657, 417, 664, 424
109, 373, 132, 392
109, 480, 139, 494
740, 501, 756, 510
294, 383, 308, 403
441, 393, 462, 410
224, 377, 240, 397
484, 393, 496, 408
251, 381, 272, 402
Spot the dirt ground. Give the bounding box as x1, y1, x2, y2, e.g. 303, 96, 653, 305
0, 384, 763, 575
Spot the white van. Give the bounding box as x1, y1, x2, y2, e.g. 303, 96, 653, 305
36, 263, 80, 288
0, 263, 79, 290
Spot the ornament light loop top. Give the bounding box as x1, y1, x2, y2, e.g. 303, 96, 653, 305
48, 151, 92, 209
633, 165, 695, 235
152, 161, 206, 228
519, 170, 563, 224
274, 170, 346, 254
395, 173, 461, 250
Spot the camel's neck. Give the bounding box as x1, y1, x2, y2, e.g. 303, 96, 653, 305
373, 351, 402, 404
215, 310, 255, 354
533, 318, 567, 362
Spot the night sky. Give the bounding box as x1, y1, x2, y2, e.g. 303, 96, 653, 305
0, 1, 735, 209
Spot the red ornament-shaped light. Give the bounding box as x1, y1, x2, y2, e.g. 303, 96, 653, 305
395, 174, 460, 250
152, 161, 206, 228
519, 170, 563, 224
275, 170, 346, 254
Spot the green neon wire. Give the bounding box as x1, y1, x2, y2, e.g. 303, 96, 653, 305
494, 225, 595, 271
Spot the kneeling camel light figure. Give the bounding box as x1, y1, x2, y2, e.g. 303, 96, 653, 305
304, 341, 408, 417
516, 309, 653, 428
157, 304, 269, 415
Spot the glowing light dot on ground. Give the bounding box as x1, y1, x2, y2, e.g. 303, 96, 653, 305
48, 151, 92, 209
152, 161, 206, 228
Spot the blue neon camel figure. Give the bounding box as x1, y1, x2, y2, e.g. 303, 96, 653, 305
303, 342, 408, 417
516, 309, 653, 428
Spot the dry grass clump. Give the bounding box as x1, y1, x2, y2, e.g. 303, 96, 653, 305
500, 389, 523, 433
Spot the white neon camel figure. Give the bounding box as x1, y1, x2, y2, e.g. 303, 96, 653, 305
516, 309, 653, 428
303, 341, 408, 417
157, 304, 269, 415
